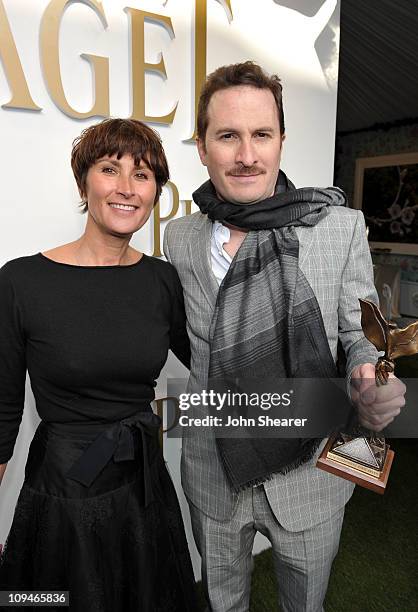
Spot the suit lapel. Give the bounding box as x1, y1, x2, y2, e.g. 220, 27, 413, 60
188, 214, 219, 310
295, 225, 315, 268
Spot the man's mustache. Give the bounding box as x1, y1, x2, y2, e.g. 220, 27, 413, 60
226, 166, 266, 176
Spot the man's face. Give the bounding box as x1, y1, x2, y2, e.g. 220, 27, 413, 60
197, 85, 284, 204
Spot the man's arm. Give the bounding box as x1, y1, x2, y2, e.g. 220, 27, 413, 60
338, 211, 379, 372
338, 211, 406, 430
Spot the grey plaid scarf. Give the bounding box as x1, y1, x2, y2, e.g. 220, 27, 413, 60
192, 171, 347, 492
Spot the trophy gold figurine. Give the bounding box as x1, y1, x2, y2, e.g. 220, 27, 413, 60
317, 299, 418, 494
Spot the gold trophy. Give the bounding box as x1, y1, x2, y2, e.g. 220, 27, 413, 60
317, 299, 418, 494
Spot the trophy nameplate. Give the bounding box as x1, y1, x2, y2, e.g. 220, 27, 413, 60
317, 299, 418, 494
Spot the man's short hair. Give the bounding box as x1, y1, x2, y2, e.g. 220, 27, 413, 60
71, 118, 169, 212
197, 61, 285, 143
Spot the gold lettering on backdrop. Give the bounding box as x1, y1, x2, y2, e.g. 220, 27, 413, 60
153, 180, 180, 257
185, 0, 233, 141
153, 397, 180, 448
40, 0, 109, 119
125, 8, 177, 124
183, 200, 193, 216
0, 0, 41, 110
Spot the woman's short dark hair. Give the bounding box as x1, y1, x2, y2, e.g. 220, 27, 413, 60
71, 118, 169, 212
197, 61, 285, 144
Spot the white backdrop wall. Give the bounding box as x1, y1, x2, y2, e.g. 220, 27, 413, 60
0, 0, 340, 576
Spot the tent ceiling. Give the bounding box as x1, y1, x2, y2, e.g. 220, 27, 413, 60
275, 0, 418, 133
337, 0, 418, 132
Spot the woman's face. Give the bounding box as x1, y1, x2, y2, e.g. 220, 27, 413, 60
83, 153, 157, 237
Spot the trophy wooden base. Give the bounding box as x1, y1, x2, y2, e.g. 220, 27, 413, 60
316, 437, 395, 494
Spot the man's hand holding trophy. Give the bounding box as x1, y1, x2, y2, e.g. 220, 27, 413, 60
351, 361, 406, 432
317, 299, 417, 493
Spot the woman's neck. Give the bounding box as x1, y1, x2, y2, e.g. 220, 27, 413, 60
73, 235, 138, 267
43, 217, 141, 267
71, 214, 141, 266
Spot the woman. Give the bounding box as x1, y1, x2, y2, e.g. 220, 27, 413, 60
0, 119, 197, 611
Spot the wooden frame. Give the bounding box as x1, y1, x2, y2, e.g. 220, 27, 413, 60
353, 152, 418, 255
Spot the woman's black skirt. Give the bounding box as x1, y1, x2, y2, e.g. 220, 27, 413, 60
0, 414, 197, 611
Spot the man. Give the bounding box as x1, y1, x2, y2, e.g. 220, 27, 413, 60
164, 62, 405, 612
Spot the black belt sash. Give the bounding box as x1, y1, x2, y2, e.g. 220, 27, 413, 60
62, 411, 162, 506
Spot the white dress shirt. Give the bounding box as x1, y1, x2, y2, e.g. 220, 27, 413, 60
211, 221, 232, 285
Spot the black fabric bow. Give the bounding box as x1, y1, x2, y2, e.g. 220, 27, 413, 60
66, 411, 161, 506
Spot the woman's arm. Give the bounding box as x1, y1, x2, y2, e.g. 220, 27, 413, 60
0, 463, 7, 485
0, 263, 26, 466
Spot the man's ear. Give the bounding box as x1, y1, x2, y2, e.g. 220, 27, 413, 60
196, 138, 207, 166
279, 133, 286, 159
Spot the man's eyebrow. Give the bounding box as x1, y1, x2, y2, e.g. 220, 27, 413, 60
214, 127, 276, 135
252, 127, 275, 133
214, 128, 237, 135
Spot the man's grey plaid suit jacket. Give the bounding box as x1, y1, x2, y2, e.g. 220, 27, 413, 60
164, 205, 379, 531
